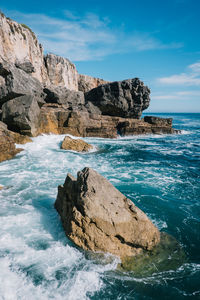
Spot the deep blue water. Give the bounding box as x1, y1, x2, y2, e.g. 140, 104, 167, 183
0, 113, 199, 299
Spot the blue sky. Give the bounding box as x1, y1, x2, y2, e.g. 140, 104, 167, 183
1, 0, 200, 112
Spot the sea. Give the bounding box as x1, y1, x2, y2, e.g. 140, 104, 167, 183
0, 113, 199, 300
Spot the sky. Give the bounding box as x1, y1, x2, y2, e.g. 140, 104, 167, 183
1, 0, 200, 112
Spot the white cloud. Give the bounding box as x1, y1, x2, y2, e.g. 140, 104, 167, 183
152, 90, 200, 100
7, 10, 183, 61
157, 61, 200, 86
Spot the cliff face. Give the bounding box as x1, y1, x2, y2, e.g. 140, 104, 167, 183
44, 54, 78, 90
0, 12, 106, 92
78, 74, 108, 93
0, 12, 48, 84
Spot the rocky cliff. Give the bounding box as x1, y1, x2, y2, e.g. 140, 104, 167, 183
0, 12, 106, 92
78, 74, 108, 93
0, 11, 48, 84
0, 10, 178, 159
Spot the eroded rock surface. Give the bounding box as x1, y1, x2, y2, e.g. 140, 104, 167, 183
2, 95, 41, 136
61, 136, 93, 152
78, 74, 108, 93
55, 167, 160, 258
85, 78, 150, 118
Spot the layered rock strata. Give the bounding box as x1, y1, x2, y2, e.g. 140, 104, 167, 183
38, 104, 176, 138
61, 136, 93, 152
55, 167, 160, 258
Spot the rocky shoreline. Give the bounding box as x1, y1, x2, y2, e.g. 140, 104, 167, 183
0, 11, 183, 268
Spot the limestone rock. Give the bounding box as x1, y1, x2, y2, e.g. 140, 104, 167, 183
0, 60, 44, 106
44, 86, 85, 107
39, 105, 176, 137
55, 167, 160, 258
44, 54, 79, 91
61, 136, 93, 152
0, 12, 48, 84
0, 122, 22, 163
85, 78, 150, 118
2, 95, 41, 136
78, 74, 109, 93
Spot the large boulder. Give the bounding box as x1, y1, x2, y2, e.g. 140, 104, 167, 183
55, 167, 160, 258
61, 136, 93, 152
0, 60, 44, 107
2, 95, 41, 136
85, 78, 150, 119
44, 86, 85, 107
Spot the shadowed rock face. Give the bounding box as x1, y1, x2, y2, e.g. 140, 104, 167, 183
0, 60, 44, 107
55, 167, 160, 258
85, 78, 150, 118
2, 95, 41, 136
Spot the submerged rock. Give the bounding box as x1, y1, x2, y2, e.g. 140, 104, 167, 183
61, 136, 93, 152
55, 167, 160, 258
119, 232, 186, 276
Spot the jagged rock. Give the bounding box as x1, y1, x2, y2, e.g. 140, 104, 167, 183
0, 12, 48, 84
0, 121, 23, 162
44, 86, 85, 107
2, 95, 41, 136
38, 105, 176, 137
144, 116, 172, 126
0, 60, 44, 107
61, 136, 93, 152
44, 54, 79, 91
85, 78, 150, 118
55, 167, 160, 258
15, 61, 35, 73
78, 74, 108, 93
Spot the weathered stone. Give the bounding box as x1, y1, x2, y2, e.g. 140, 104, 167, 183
2, 95, 41, 136
44, 54, 79, 91
15, 61, 35, 73
0, 60, 44, 106
61, 136, 93, 152
38, 105, 177, 137
55, 167, 160, 258
0, 120, 31, 162
85, 78, 150, 118
43, 86, 85, 107
144, 116, 172, 126
78, 74, 108, 93
0, 13, 48, 84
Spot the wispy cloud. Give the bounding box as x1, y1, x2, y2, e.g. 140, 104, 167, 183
8, 10, 183, 61
157, 61, 200, 86
152, 90, 200, 100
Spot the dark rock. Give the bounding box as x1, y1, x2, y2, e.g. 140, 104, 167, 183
2, 95, 41, 136
15, 61, 35, 73
85, 78, 150, 119
55, 167, 160, 258
144, 116, 172, 127
44, 86, 85, 108
0, 60, 44, 107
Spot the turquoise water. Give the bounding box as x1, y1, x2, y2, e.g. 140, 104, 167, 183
0, 113, 199, 299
